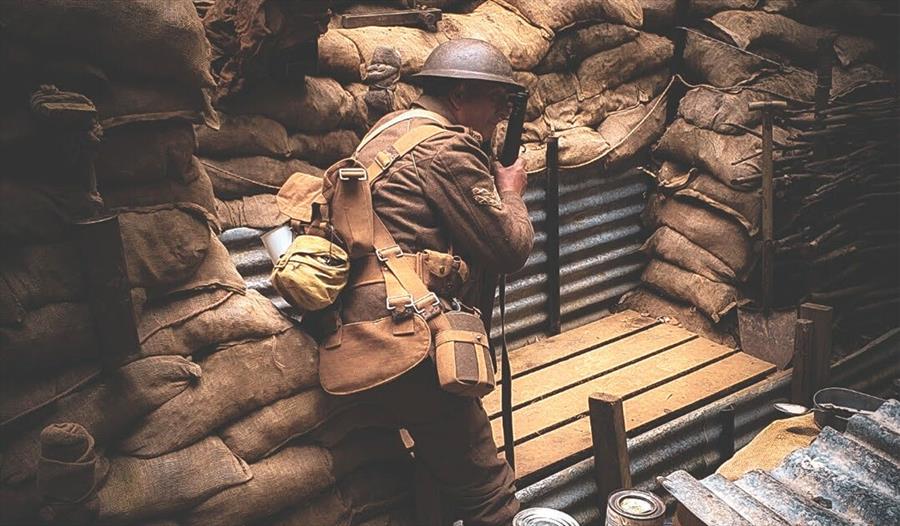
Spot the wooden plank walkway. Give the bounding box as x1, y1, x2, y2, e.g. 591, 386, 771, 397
490, 310, 775, 483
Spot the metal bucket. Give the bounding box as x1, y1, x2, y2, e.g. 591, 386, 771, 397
513, 507, 580, 526
260, 224, 294, 263
605, 490, 665, 526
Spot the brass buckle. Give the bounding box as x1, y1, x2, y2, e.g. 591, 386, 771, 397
337, 167, 368, 181
376, 245, 404, 262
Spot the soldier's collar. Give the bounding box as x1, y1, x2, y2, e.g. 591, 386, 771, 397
411, 95, 484, 143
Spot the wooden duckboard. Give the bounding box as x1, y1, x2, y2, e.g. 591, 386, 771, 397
492, 310, 775, 483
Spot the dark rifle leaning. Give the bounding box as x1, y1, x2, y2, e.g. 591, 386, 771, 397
496, 89, 528, 472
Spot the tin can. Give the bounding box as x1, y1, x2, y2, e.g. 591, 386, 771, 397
605, 490, 665, 526
513, 507, 580, 526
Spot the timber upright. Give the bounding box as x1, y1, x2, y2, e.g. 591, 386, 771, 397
275, 39, 535, 525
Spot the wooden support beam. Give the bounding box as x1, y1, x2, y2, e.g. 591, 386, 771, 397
589, 392, 631, 524
790, 319, 816, 405
799, 303, 834, 390
716, 404, 736, 463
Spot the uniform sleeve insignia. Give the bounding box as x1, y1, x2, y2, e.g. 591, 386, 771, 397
472, 187, 503, 210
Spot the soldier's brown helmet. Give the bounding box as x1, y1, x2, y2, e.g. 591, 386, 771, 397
412, 38, 523, 90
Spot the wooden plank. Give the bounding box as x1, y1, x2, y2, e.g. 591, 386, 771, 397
501, 310, 657, 379
510, 353, 775, 480
492, 338, 735, 446
590, 393, 631, 525
483, 324, 695, 416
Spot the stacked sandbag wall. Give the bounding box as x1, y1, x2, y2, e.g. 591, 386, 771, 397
1, 2, 413, 525
619, 0, 896, 345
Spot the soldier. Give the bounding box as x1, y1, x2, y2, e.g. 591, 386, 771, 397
329, 38, 534, 525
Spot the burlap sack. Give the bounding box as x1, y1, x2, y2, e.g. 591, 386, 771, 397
268, 488, 351, 526
676, 172, 761, 235
652, 198, 754, 279
654, 118, 789, 188
641, 226, 737, 283
688, 0, 758, 17
102, 157, 217, 226
0, 302, 97, 376
202, 156, 324, 199
183, 444, 335, 526
318, 26, 448, 83
196, 114, 291, 159
118, 205, 212, 290
494, 0, 643, 33
641, 0, 678, 30
37, 423, 106, 504
543, 69, 670, 130
833, 35, 878, 68
535, 23, 640, 73
683, 30, 776, 87
221, 77, 365, 133
158, 235, 246, 297
617, 288, 736, 346
0, 180, 100, 243
93, 78, 212, 129
576, 32, 673, 98
95, 119, 196, 187
641, 259, 737, 322
677, 85, 772, 134
119, 328, 318, 457
655, 160, 695, 190
96, 436, 251, 525
139, 289, 292, 358
0, 0, 214, 89
1, 363, 99, 425
594, 90, 669, 169
0, 241, 84, 325
288, 130, 361, 167
704, 10, 832, 61
215, 194, 286, 230
440, 2, 550, 71
1, 356, 201, 485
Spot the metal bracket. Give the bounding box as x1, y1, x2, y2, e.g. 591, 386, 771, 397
340, 7, 442, 32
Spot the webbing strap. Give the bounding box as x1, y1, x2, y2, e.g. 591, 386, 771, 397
499, 277, 514, 470
364, 124, 448, 183
355, 108, 452, 154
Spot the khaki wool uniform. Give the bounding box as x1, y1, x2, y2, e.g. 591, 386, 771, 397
339, 94, 534, 525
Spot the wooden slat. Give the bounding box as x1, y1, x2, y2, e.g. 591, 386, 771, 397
509, 353, 775, 481
484, 324, 696, 416
492, 338, 735, 446
501, 310, 657, 379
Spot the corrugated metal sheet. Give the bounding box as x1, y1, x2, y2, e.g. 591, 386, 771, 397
660, 398, 900, 526
516, 329, 900, 526
220, 163, 650, 349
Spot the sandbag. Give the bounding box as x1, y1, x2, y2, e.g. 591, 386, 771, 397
651, 197, 754, 279
833, 35, 878, 68
102, 157, 218, 224
535, 23, 640, 73
594, 90, 669, 169
94, 78, 212, 129
118, 205, 212, 290
704, 10, 832, 61
495, 0, 643, 33
215, 194, 286, 230
0, 356, 201, 485
576, 32, 673, 98
96, 436, 251, 525
543, 69, 670, 130
640, 0, 678, 30
688, 0, 758, 17
318, 26, 447, 83
158, 235, 246, 297
195, 114, 290, 158
119, 328, 318, 457
219, 388, 334, 463
95, 119, 196, 187
0, 180, 100, 244
202, 156, 324, 199
0, 1, 213, 89
1, 364, 99, 425
441, 2, 550, 72
653, 118, 789, 188
139, 289, 292, 358
183, 444, 335, 526
0, 302, 97, 376
642, 259, 737, 322
288, 130, 361, 167
617, 288, 736, 346
0, 241, 85, 325
683, 29, 776, 87
641, 226, 736, 283
268, 488, 351, 526
677, 85, 772, 134
655, 160, 695, 190
221, 77, 365, 132
36, 423, 106, 506
676, 172, 761, 234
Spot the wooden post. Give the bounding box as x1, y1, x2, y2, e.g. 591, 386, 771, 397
790, 319, 816, 405
589, 392, 631, 524
545, 135, 561, 336
716, 405, 736, 463
800, 303, 834, 390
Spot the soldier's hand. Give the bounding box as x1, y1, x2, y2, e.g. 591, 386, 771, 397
493, 158, 527, 196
